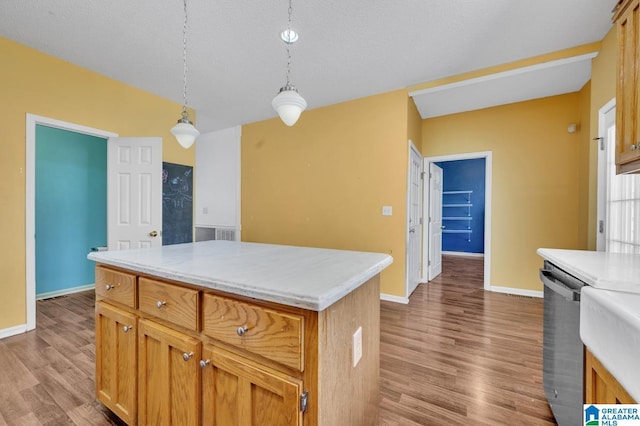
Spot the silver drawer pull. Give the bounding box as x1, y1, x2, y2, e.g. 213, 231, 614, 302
122, 325, 133, 333
105, 284, 115, 291
156, 301, 167, 309
199, 359, 211, 369
182, 352, 194, 361
237, 325, 249, 336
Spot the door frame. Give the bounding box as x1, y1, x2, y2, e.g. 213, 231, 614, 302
405, 140, 424, 298
596, 98, 616, 252
25, 114, 117, 331
422, 151, 492, 291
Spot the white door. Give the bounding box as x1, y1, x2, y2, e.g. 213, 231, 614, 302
407, 144, 423, 296
108, 137, 163, 250
428, 163, 443, 280
596, 101, 616, 251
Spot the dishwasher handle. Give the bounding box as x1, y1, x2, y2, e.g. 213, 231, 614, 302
539, 269, 581, 302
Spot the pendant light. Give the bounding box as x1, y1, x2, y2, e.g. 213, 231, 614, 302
171, 0, 199, 149
272, 0, 307, 127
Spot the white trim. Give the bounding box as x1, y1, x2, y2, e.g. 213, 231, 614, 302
36, 284, 95, 301
423, 151, 492, 291
596, 98, 616, 252
489, 286, 543, 299
380, 293, 410, 304
26, 113, 117, 331
443, 251, 485, 258
405, 140, 423, 299
409, 52, 599, 98
0, 324, 28, 340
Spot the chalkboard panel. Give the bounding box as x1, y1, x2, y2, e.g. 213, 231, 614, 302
162, 162, 193, 245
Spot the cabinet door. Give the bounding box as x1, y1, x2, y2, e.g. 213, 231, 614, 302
95, 301, 137, 425
202, 345, 303, 426
616, 0, 640, 172
138, 319, 201, 425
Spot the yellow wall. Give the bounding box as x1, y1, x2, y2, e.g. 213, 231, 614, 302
0, 37, 194, 330
588, 28, 617, 249
407, 96, 423, 152
242, 90, 412, 297
422, 94, 584, 291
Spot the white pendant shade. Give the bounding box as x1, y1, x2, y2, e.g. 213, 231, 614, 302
272, 88, 307, 126
171, 121, 200, 149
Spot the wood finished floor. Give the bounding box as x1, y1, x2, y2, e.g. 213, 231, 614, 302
379, 256, 556, 426
0, 255, 555, 425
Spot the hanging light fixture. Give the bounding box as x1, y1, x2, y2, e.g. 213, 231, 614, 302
171, 0, 200, 149
272, 0, 307, 127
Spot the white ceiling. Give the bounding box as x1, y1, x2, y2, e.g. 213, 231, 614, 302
0, 0, 617, 133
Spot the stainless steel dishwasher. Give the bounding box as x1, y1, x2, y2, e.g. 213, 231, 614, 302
539, 260, 586, 426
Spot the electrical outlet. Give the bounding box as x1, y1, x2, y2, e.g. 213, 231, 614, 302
353, 326, 362, 367
382, 206, 392, 216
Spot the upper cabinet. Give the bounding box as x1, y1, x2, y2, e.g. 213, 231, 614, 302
614, 0, 640, 173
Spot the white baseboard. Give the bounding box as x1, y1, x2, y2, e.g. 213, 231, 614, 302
489, 286, 543, 298
36, 283, 95, 300
443, 251, 485, 258
0, 324, 27, 340
380, 293, 409, 304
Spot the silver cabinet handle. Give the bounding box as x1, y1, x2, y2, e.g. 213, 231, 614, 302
105, 284, 115, 291
182, 352, 194, 361
199, 359, 210, 369
122, 325, 133, 333
156, 301, 167, 309
632, 144, 637, 151
237, 326, 249, 336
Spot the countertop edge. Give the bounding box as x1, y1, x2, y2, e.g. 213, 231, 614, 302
90, 253, 393, 311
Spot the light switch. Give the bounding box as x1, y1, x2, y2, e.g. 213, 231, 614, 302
382, 206, 392, 216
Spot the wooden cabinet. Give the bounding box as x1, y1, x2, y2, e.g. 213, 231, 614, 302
614, 0, 640, 173
95, 301, 138, 425
94, 264, 380, 425
201, 345, 303, 425
585, 348, 636, 404
138, 319, 201, 425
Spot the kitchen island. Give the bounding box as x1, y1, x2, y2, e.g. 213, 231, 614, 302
88, 240, 393, 426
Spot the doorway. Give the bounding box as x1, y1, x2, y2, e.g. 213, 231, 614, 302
35, 125, 108, 299
26, 114, 117, 330
423, 151, 492, 290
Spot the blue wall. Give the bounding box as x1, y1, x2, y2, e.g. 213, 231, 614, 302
435, 158, 485, 254
36, 125, 107, 296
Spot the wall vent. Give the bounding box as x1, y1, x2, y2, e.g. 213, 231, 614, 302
195, 227, 238, 242
215, 228, 237, 241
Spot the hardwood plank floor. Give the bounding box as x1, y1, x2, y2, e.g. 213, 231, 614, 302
379, 255, 556, 425
0, 255, 555, 425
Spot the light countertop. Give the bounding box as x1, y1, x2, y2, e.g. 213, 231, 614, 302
88, 240, 393, 311
537, 248, 640, 293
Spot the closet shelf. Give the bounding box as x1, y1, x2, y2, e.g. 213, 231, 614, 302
443, 230, 473, 234
443, 203, 474, 208
443, 217, 472, 221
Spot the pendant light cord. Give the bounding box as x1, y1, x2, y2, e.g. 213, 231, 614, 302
285, 0, 293, 86
181, 0, 189, 116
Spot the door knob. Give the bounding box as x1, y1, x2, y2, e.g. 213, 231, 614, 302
149, 230, 158, 237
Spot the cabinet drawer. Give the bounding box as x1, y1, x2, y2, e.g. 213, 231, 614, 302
139, 278, 199, 331
95, 266, 137, 308
202, 294, 304, 371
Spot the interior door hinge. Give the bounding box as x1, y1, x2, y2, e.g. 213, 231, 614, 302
599, 220, 604, 233
420, 171, 425, 180
594, 137, 604, 151
300, 391, 308, 413
419, 217, 423, 225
